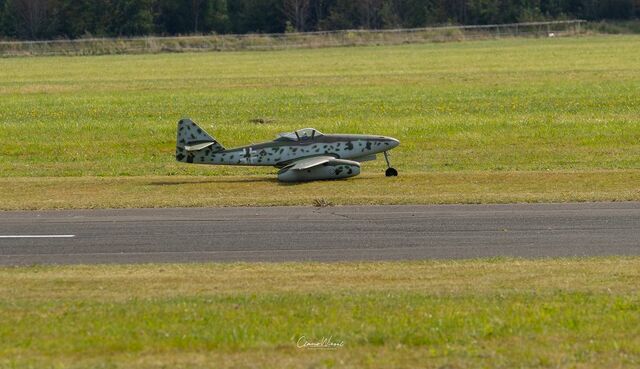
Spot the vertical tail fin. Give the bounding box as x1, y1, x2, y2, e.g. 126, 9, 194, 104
176, 118, 225, 163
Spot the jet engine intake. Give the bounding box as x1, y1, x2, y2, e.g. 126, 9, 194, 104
278, 159, 360, 182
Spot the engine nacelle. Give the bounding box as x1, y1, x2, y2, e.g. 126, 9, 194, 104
278, 159, 361, 182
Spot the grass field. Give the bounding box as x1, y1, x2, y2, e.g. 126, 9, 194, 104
1, 35, 639, 208
1, 258, 639, 368
2, 37, 639, 369
1, 171, 639, 209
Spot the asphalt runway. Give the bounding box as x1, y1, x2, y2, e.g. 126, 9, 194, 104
1, 202, 639, 265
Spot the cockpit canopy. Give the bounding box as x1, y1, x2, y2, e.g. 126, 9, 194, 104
275, 128, 324, 142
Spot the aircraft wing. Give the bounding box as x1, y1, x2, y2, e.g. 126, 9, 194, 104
284, 155, 336, 170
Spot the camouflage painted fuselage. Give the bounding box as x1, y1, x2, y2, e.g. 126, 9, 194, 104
177, 134, 398, 167
175, 119, 400, 181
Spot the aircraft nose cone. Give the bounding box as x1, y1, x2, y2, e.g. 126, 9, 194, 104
385, 137, 400, 149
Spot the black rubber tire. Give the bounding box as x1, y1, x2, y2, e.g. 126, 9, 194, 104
385, 167, 398, 177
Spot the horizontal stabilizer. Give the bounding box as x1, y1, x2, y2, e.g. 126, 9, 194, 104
176, 118, 226, 163
184, 141, 216, 152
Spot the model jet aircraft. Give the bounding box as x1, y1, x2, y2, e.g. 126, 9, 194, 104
175, 118, 400, 182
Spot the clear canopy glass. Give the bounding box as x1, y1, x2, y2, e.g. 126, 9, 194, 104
275, 128, 323, 142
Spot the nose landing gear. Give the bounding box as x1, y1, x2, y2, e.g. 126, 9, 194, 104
383, 151, 398, 177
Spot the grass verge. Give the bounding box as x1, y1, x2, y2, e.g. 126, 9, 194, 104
1, 36, 639, 208
1, 257, 639, 368
1, 170, 639, 210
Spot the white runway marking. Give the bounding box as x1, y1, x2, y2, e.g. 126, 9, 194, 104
0, 235, 75, 239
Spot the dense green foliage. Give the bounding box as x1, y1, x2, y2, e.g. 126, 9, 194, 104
0, 0, 638, 40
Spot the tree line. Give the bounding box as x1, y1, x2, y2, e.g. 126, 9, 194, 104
0, 0, 638, 40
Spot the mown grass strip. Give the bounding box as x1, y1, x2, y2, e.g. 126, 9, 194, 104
0, 258, 638, 368
1, 36, 639, 178
0, 36, 639, 208
1, 171, 639, 210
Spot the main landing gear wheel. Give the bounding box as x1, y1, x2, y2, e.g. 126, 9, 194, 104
383, 151, 398, 177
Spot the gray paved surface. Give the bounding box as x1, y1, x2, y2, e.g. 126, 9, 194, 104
0, 203, 639, 265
